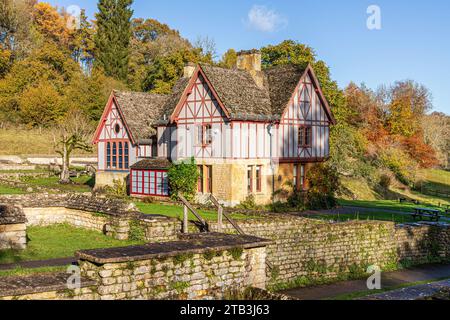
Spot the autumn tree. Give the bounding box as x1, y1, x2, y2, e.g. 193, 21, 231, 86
94, 0, 133, 81
422, 112, 450, 168
0, 0, 36, 59
33, 2, 70, 45
53, 109, 93, 184
219, 49, 237, 69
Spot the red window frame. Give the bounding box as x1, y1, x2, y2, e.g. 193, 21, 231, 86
294, 164, 307, 191
130, 169, 169, 197
205, 166, 212, 194
247, 166, 254, 194
196, 124, 213, 147
105, 140, 129, 171
256, 166, 262, 193
197, 166, 204, 193
298, 126, 312, 148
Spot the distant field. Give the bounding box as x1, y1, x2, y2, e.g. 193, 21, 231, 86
0, 128, 96, 156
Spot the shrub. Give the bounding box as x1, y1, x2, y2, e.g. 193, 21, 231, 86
106, 178, 128, 197
238, 194, 257, 210
168, 157, 199, 201
305, 163, 340, 210
378, 148, 417, 186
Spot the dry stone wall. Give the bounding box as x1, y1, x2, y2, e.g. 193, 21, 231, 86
76, 234, 268, 300
209, 216, 450, 288
0, 194, 180, 243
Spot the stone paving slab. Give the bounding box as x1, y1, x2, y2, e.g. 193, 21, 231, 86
0, 272, 96, 297
77, 233, 272, 264
361, 279, 450, 300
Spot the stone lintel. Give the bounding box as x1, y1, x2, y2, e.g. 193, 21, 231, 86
76, 233, 272, 265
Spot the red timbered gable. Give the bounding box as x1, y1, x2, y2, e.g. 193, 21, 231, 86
169, 68, 230, 159
279, 66, 334, 160
93, 93, 134, 145
170, 66, 230, 124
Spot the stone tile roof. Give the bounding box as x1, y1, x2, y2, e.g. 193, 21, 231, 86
112, 62, 332, 141
199, 63, 273, 119
113, 90, 169, 140
264, 63, 309, 117
130, 158, 172, 170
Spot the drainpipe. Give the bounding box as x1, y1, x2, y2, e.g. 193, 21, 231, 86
267, 123, 275, 204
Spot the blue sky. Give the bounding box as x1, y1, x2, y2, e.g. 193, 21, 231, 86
48, 0, 450, 114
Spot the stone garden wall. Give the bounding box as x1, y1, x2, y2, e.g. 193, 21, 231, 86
208, 216, 450, 288
0, 205, 27, 250
0, 234, 269, 301
0, 194, 180, 243
395, 223, 450, 265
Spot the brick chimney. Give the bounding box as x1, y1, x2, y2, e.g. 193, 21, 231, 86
183, 62, 196, 78
236, 50, 264, 88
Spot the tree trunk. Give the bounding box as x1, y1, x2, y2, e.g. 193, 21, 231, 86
60, 144, 71, 184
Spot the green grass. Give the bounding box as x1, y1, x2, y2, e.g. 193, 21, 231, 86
135, 202, 255, 221
20, 176, 95, 193
0, 224, 144, 265
0, 266, 68, 278
338, 199, 447, 213
0, 184, 26, 195
419, 169, 450, 191
308, 211, 416, 224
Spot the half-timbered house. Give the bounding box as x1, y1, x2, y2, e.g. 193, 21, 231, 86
93, 50, 336, 206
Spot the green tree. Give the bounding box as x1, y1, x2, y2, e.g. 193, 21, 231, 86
70, 9, 95, 74
128, 18, 190, 91
94, 0, 133, 81
168, 158, 199, 201
218, 49, 237, 69
0, 48, 11, 77
143, 48, 205, 93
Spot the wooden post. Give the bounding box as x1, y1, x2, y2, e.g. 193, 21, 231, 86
218, 206, 223, 233
183, 205, 189, 234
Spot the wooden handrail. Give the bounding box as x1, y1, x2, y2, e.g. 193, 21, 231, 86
179, 195, 208, 232
209, 195, 273, 270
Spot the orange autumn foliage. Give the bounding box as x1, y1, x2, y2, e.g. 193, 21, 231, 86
400, 133, 439, 169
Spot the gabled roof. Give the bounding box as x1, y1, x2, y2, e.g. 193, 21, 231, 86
97, 62, 336, 144
265, 63, 309, 117
113, 91, 169, 141
199, 64, 272, 120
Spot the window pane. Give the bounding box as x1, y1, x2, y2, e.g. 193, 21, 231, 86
247, 166, 253, 193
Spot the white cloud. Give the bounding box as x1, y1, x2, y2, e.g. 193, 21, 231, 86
246, 5, 288, 32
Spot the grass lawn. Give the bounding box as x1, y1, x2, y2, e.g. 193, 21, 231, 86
0, 184, 26, 195
308, 211, 416, 224
135, 202, 255, 221
0, 128, 96, 156
338, 198, 448, 214
0, 266, 68, 278
419, 169, 450, 193
20, 175, 95, 193
0, 224, 144, 265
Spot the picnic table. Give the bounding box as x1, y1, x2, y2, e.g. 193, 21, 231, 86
411, 207, 442, 222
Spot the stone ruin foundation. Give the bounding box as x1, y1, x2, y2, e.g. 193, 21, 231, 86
0, 205, 27, 250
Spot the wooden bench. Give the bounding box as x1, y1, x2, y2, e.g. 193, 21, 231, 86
399, 198, 420, 205
411, 208, 442, 222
